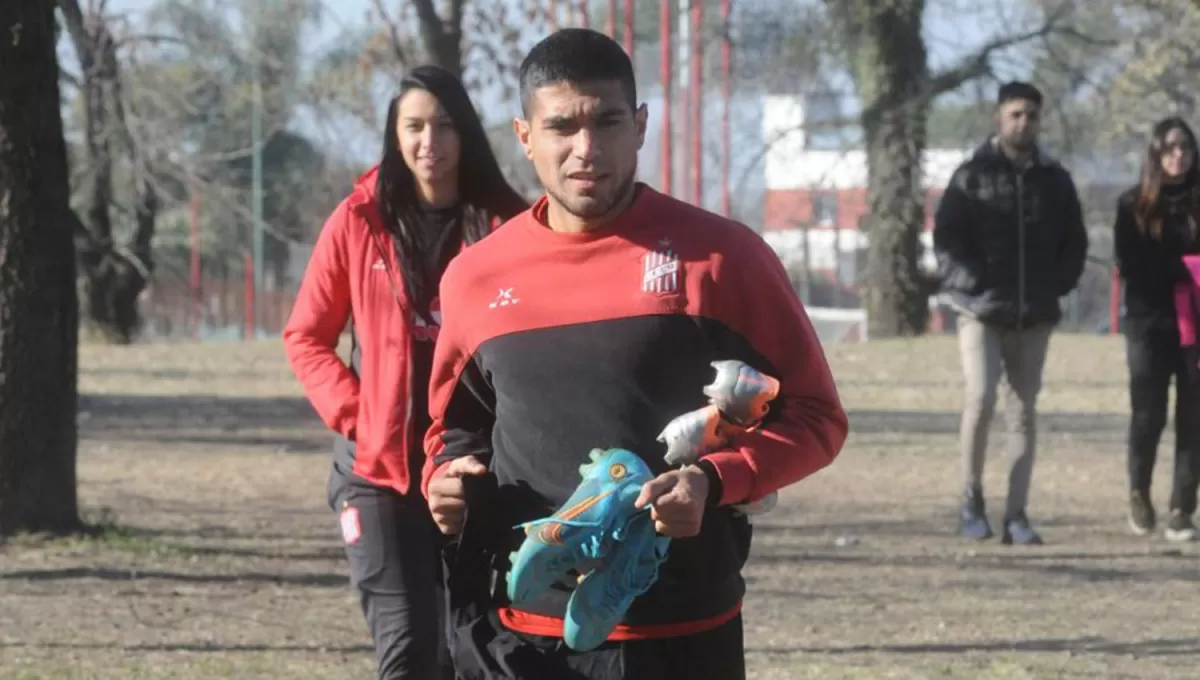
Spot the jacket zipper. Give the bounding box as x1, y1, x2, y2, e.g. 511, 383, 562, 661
370, 229, 416, 492
1016, 170, 1026, 331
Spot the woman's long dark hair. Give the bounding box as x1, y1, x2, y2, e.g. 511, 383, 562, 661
1135, 116, 1200, 240
376, 65, 528, 323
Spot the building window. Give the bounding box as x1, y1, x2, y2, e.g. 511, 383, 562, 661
812, 191, 837, 227
803, 92, 861, 150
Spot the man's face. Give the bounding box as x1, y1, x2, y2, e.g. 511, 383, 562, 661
995, 98, 1041, 152
514, 79, 647, 220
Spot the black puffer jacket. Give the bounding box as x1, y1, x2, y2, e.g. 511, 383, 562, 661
933, 139, 1090, 329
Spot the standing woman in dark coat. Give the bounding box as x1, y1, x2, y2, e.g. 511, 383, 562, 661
1114, 116, 1200, 542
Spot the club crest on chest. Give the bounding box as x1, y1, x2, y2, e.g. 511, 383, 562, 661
640, 237, 687, 313
642, 238, 681, 295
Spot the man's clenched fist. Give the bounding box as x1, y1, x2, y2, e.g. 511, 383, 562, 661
427, 456, 488, 535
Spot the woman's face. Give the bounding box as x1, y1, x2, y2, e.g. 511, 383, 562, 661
1160, 126, 1194, 180
396, 88, 461, 189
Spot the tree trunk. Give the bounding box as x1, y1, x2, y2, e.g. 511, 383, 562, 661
832, 0, 933, 337
61, 0, 154, 344
76, 167, 155, 344
861, 103, 931, 337
412, 0, 465, 75
77, 248, 149, 344
0, 0, 83, 536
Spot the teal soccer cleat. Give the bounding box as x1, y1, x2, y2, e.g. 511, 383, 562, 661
562, 510, 671, 651
507, 448, 656, 606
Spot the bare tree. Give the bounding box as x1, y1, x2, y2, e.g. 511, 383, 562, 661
0, 0, 82, 535
1096, 0, 1200, 140
59, 0, 158, 344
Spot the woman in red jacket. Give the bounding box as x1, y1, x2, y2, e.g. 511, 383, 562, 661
283, 65, 527, 679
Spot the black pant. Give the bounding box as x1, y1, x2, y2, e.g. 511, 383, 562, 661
450, 611, 746, 680
329, 467, 455, 680
1126, 330, 1200, 515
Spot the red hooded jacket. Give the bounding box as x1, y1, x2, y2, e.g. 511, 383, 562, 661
284, 166, 492, 495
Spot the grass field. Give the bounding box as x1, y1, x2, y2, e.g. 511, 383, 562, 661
1, 333, 1197, 679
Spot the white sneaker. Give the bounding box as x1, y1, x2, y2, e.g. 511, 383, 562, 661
1164, 510, 1198, 542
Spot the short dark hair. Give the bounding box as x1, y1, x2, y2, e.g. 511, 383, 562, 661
519, 28, 637, 115
996, 81, 1043, 108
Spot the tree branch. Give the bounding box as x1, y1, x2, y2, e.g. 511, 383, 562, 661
59, 67, 82, 89
410, 0, 460, 72
450, 0, 467, 38
925, 23, 1063, 100
111, 33, 196, 50
371, 0, 408, 66
919, 0, 1107, 103
57, 0, 94, 75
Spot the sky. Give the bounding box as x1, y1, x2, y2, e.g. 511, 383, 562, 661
96, 0, 1030, 211
103, 0, 1008, 79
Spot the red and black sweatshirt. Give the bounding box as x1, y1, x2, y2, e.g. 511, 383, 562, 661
423, 185, 848, 639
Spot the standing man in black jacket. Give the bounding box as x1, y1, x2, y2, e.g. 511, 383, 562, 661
933, 81, 1089, 545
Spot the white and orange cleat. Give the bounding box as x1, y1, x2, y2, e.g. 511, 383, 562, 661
657, 405, 748, 466
703, 360, 780, 426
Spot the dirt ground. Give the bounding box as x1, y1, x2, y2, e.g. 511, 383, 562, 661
1, 334, 1197, 679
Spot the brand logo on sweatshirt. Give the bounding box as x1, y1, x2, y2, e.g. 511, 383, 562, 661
488, 288, 520, 309
643, 238, 680, 294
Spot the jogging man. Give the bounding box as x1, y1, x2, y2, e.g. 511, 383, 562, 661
420, 28, 848, 680
933, 81, 1089, 545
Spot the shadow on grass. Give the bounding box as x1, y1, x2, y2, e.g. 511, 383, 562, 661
747, 635, 1200, 658
0, 641, 374, 654
77, 393, 329, 450
748, 549, 1199, 585
847, 410, 1127, 437
837, 378, 1128, 390
122, 524, 336, 543
0, 566, 347, 588
155, 543, 345, 561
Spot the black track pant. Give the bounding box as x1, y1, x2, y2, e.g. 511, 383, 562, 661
329, 467, 455, 680
1126, 330, 1200, 515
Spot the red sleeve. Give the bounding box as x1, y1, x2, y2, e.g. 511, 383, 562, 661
421, 261, 496, 498
700, 227, 849, 506
421, 320, 462, 497
282, 200, 360, 440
